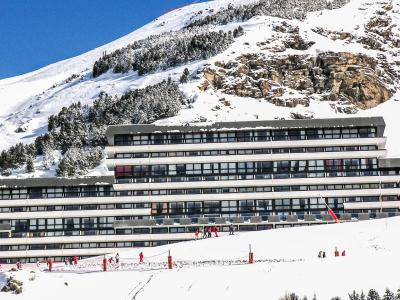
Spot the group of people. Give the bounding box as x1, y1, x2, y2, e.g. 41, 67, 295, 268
107, 252, 144, 265
195, 226, 218, 239
194, 224, 235, 239
64, 256, 78, 266
318, 247, 346, 259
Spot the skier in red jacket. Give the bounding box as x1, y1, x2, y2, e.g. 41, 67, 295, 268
195, 228, 199, 240
214, 226, 219, 237
139, 252, 144, 264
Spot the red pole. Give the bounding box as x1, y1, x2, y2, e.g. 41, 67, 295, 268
168, 250, 172, 269
49, 258, 53, 272
249, 244, 254, 264
249, 252, 254, 264
103, 257, 107, 272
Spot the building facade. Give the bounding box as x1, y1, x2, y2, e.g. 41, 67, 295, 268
1, 117, 400, 263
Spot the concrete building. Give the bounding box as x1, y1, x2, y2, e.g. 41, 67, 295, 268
1, 117, 399, 263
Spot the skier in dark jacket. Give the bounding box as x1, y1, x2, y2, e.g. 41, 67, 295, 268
229, 224, 234, 235
202, 227, 207, 238
207, 226, 212, 238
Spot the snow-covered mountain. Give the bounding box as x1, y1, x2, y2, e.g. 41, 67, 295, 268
0, 0, 399, 177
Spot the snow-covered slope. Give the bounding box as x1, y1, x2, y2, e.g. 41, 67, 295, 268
0, 0, 399, 159
1, 217, 400, 299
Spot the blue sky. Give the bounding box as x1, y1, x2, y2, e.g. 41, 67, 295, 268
0, 0, 208, 79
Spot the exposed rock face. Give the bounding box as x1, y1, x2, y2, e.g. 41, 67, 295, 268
201, 52, 396, 110
1, 277, 23, 294
283, 35, 315, 50
312, 2, 400, 51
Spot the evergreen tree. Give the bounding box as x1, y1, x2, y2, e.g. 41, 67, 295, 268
395, 289, 400, 300
26, 157, 34, 173
361, 291, 366, 300
349, 291, 360, 300
383, 289, 395, 300
367, 289, 381, 300
180, 68, 191, 83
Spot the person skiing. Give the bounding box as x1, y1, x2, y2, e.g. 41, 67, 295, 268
202, 227, 207, 238
73, 256, 78, 265
213, 226, 219, 237
207, 226, 212, 238
139, 252, 144, 264
229, 224, 234, 235
115, 253, 120, 264
108, 256, 114, 264
195, 228, 199, 240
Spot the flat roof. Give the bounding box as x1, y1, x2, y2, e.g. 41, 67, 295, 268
0, 176, 114, 189
106, 117, 385, 143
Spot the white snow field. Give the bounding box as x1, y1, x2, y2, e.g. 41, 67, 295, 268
1, 217, 400, 300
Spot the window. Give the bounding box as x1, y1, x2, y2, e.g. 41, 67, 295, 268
291, 161, 307, 173
29, 188, 43, 199
274, 161, 290, 173
170, 202, 185, 215
151, 203, 168, 215
187, 202, 202, 214
236, 131, 252, 142
203, 201, 220, 214
254, 130, 270, 141
273, 130, 287, 141
306, 129, 323, 140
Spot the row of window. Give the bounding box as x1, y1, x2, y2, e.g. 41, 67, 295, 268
114, 127, 377, 145
0, 203, 150, 213
1, 183, 397, 213
0, 186, 113, 200
115, 158, 378, 178
114, 145, 378, 159
116, 182, 398, 197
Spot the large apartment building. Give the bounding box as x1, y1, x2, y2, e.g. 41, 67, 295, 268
1, 117, 400, 263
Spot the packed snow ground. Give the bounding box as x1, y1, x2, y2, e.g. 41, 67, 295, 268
0, 0, 399, 166
1, 217, 400, 299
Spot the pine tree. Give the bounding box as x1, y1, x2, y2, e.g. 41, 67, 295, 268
361, 291, 366, 300
395, 289, 400, 300
26, 157, 34, 173
367, 289, 381, 300
349, 291, 360, 300
313, 294, 318, 300
180, 68, 190, 83
383, 289, 394, 300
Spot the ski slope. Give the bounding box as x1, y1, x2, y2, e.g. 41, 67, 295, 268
1, 217, 399, 299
